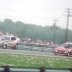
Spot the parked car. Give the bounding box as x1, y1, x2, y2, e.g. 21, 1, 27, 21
54, 42, 72, 56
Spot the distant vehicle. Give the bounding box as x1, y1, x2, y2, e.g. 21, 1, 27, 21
0, 35, 20, 49
54, 42, 72, 56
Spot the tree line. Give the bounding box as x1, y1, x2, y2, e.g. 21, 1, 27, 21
0, 19, 72, 44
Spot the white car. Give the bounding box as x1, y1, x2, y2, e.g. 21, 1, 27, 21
1, 36, 17, 49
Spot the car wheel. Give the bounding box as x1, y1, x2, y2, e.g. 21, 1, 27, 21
65, 53, 70, 56
3, 44, 7, 49
12, 46, 17, 50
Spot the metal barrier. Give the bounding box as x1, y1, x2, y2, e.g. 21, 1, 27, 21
0, 65, 72, 72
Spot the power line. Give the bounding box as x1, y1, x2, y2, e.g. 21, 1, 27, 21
0, 7, 65, 11
65, 8, 72, 42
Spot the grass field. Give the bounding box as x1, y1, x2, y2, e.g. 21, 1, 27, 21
0, 53, 72, 68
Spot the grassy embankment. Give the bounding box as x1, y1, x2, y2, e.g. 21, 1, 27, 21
0, 53, 72, 68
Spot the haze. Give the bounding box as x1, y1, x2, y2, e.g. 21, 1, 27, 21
0, 0, 72, 29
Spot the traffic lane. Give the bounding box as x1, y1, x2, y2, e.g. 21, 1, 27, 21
0, 45, 72, 57
0, 49, 72, 58
0, 48, 54, 56
0, 45, 53, 53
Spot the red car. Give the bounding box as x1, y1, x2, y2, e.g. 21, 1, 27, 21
54, 42, 72, 56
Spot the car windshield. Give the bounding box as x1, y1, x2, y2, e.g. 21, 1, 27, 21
11, 37, 16, 40
0, 0, 72, 72
61, 43, 72, 48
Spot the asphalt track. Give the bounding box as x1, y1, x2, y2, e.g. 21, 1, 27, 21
0, 45, 72, 58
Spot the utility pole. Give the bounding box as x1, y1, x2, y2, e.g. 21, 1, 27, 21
53, 20, 57, 43
65, 8, 72, 42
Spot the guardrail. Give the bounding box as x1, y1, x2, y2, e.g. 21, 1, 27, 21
0, 65, 72, 72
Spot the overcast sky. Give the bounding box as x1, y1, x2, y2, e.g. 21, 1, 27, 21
0, 0, 72, 29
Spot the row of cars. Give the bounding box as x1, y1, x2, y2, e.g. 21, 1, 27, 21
0, 35, 20, 49
54, 42, 72, 56
23, 41, 57, 48
21, 39, 58, 48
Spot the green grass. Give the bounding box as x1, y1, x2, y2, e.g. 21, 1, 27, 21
0, 53, 72, 68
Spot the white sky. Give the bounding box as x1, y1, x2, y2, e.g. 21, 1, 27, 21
0, 0, 72, 29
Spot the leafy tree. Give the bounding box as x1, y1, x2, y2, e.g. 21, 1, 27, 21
0, 18, 72, 44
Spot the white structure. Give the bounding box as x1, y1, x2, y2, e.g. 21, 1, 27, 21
0, 34, 20, 45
